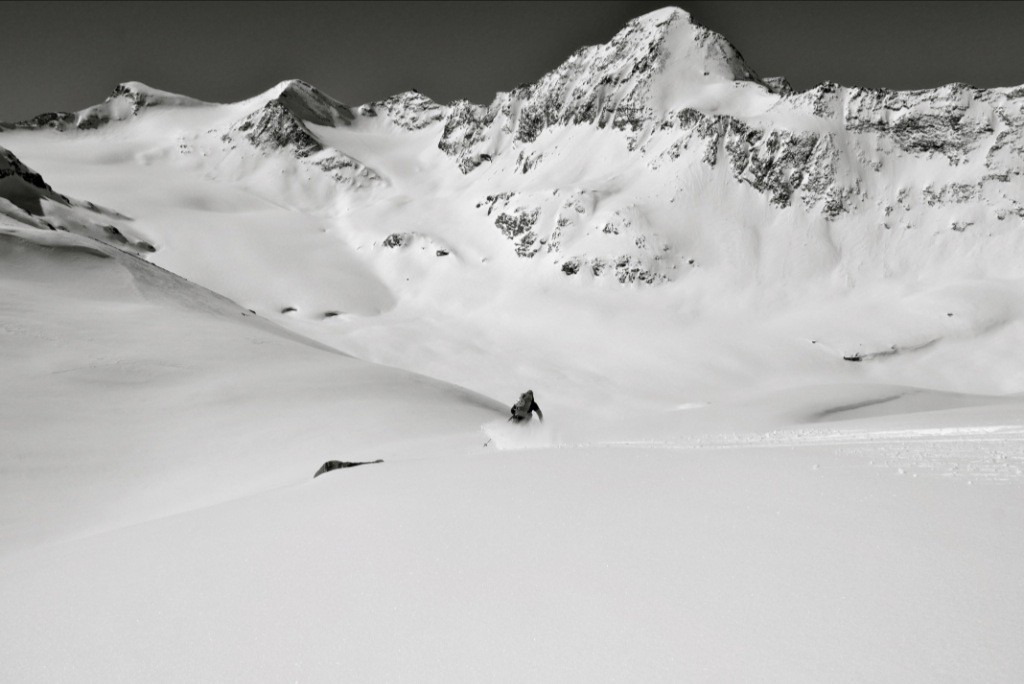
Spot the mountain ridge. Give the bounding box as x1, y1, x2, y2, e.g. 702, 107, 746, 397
3, 7, 1024, 293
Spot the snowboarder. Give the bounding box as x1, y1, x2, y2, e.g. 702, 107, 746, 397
509, 389, 543, 423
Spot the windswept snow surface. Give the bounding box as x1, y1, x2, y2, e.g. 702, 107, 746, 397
2, 6, 1024, 681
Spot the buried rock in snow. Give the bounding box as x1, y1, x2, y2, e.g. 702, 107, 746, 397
314, 459, 384, 478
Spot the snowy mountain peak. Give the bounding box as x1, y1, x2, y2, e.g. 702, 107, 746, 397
255, 79, 354, 127
525, 6, 760, 112
610, 7, 757, 85
434, 6, 769, 174
0, 81, 206, 132
217, 80, 380, 190
106, 81, 207, 110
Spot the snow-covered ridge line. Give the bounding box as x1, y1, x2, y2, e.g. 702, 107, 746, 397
3, 6, 1024, 288
0, 144, 154, 253
0, 81, 210, 132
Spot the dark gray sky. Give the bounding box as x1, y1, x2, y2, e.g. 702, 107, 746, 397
3, 1, 1024, 122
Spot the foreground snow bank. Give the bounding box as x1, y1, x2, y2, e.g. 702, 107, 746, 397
1, 439, 1021, 681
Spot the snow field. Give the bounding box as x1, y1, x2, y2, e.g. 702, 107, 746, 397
1, 439, 1020, 681
2, 7, 1024, 679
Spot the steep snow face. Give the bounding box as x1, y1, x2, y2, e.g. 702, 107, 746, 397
260, 79, 355, 127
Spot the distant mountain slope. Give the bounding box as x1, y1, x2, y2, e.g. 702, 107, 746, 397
3, 5, 1024, 408
0, 81, 208, 132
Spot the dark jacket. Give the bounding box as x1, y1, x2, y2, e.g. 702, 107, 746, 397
510, 390, 543, 422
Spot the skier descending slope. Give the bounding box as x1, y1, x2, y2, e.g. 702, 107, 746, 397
509, 390, 543, 423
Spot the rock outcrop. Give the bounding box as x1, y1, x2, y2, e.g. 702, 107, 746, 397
314, 459, 384, 478
0, 145, 150, 253
220, 80, 384, 188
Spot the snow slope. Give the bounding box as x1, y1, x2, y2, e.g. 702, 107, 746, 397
0, 218, 503, 555
1, 6, 1024, 681
4, 439, 1022, 682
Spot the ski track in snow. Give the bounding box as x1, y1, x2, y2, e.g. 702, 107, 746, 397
533, 424, 1024, 484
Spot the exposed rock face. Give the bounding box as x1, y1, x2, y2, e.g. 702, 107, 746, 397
474, 190, 676, 283
653, 109, 849, 214
437, 100, 501, 174
423, 9, 1023, 213
313, 459, 384, 478
0, 145, 72, 217
0, 145, 151, 252
107, 82, 169, 115
361, 91, 446, 131
226, 98, 378, 185
409, 9, 1024, 282
379, 230, 453, 257
0, 110, 79, 132
761, 76, 794, 96
270, 79, 355, 128
233, 100, 327, 158
436, 7, 760, 173
220, 80, 383, 188
383, 232, 412, 248
808, 82, 1001, 164
0, 147, 55, 195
